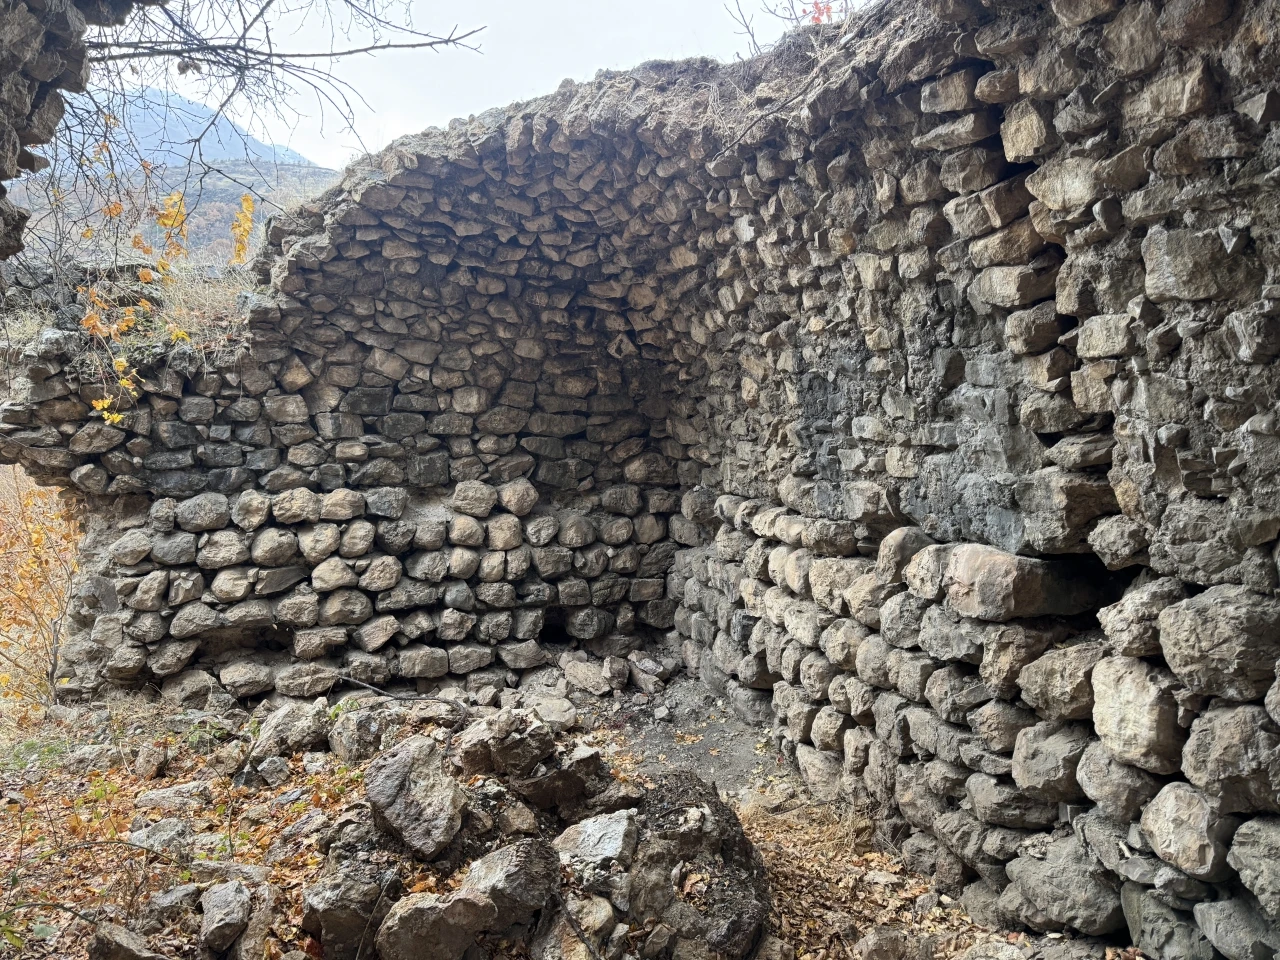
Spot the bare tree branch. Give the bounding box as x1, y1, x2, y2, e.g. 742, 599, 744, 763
726, 0, 763, 59
9, 0, 482, 278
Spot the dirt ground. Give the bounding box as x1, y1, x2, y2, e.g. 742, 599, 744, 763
565, 676, 1013, 960
0, 679, 1010, 960
581, 675, 781, 793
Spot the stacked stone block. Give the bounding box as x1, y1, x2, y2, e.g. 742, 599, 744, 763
4, 0, 1280, 954
673, 500, 1280, 957
83, 474, 681, 701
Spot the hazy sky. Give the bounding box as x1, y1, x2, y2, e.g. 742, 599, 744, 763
254, 1, 795, 170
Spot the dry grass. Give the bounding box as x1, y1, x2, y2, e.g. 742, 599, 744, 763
112, 261, 252, 362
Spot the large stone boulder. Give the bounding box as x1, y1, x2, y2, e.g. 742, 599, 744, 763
375, 891, 497, 960
1182, 705, 1280, 814
1194, 894, 1280, 960
364, 735, 467, 860
1141, 783, 1240, 881
302, 867, 399, 960
1158, 585, 1280, 701
1226, 817, 1280, 919
88, 924, 170, 960
250, 698, 331, 761
1121, 883, 1218, 960
200, 880, 252, 953
626, 773, 769, 959
1091, 656, 1186, 775
553, 809, 639, 867
966, 772, 1059, 829
943, 545, 1107, 622
1011, 721, 1090, 801
1018, 640, 1109, 721
1004, 835, 1125, 934
1076, 741, 1161, 822
1097, 577, 1186, 656
461, 839, 560, 922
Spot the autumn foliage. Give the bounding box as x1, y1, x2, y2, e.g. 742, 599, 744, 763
0, 468, 80, 706
78, 189, 255, 427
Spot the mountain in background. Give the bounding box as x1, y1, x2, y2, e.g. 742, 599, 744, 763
12, 88, 340, 261
103, 88, 317, 168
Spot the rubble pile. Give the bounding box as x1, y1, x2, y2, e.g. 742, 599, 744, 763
105, 694, 775, 960
3, 0, 1280, 955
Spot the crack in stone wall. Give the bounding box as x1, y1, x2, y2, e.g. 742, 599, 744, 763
4, 0, 1280, 954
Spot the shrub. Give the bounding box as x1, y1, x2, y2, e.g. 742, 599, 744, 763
0, 468, 80, 706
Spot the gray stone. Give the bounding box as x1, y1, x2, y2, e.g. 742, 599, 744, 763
1076, 741, 1161, 822
460, 839, 559, 922
554, 809, 638, 866
302, 865, 397, 960
220, 661, 276, 697
1011, 721, 1090, 801
272, 488, 321, 524
968, 699, 1037, 753
251, 527, 298, 566
1092, 656, 1187, 775
399, 645, 449, 679
1158, 586, 1280, 702
1142, 783, 1241, 881
1122, 883, 1218, 960
1228, 817, 1280, 919
1194, 895, 1280, 960
201, 880, 253, 952
88, 924, 170, 960
375, 890, 497, 960
176, 493, 231, 532
231, 490, 272, 531
944, 545, 1104, 621
796, 743, 843, 802
1005, 834, 1125, 934
251, 699, 331, 760
451, 480, 498, 518
1182, 705, 1280, 815
1098, 578, 1187, 657
364, 735, 466, 859
1018, 641, 1109, 721
169, 601, 220, 639
198, 530, 249, 568
874, 527, 935, 585
275, 662, 340, 697
967, 772, 1059, 829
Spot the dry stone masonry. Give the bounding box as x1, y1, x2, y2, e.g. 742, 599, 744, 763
4, 0, 1280, 956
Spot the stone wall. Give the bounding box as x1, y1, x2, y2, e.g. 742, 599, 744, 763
0, 0, 140, 258
4, 0, 1280, 955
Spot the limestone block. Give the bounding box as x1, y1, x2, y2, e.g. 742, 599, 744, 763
1158, 585, 1280, 701
1142, 783, 1240, 881
1091, 656, 1186, 774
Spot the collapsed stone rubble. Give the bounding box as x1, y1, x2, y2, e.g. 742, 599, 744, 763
5, 0, 1280, 955
71, 691, 775, 960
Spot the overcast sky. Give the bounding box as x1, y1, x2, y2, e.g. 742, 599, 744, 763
257, 1, 795, 170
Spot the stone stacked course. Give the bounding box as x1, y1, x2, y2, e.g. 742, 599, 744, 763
3, 0, 1280, 955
